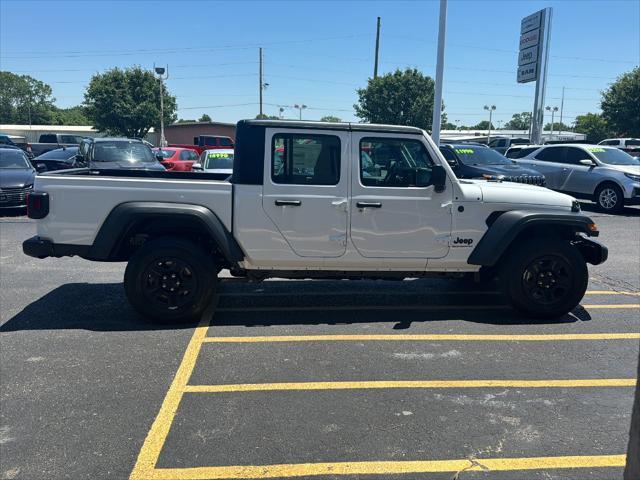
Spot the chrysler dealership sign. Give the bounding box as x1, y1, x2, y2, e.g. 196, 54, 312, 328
517, 10, 544, 83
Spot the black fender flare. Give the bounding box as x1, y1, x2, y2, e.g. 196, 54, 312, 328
87, 202, 244, 264
467, 210, 600, 266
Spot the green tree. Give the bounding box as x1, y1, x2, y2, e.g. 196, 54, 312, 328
320, 115, 342, 122
84, 66, 177, 138
50, 106, 90, 125
198, 113, 212, 122
354, 68, 435, 129
504, 112, 532, 130
472, 120, 495, 130
601, 66, 640, 137
176, 118, 196, 123
544, 122, 572, 132
255, 113, 279, 119
0, 71, 56, 124
441, 122, 457, 130
573, 113, 611, 143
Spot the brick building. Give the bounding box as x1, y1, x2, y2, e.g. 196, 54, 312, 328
164, 121, 237, 145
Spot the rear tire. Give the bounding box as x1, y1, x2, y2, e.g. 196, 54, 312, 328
499, 238, 588, 318
124, 237, 217, 323
594, 183, 624, 213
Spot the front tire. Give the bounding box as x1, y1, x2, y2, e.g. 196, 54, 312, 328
595, 183, 624, 213
500, 239, 588, 318
124, 237, 217, 323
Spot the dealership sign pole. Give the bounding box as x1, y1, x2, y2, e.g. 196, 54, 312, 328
517, 8, 552, 145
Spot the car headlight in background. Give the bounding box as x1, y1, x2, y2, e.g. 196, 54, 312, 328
624, 173, 640, 182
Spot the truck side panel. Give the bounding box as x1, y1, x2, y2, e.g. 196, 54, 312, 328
34, 174, 232, 246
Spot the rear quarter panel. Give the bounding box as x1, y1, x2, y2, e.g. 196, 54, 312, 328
34, 174, 232, 245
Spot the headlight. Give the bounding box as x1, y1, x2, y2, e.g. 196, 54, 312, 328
624, 173, 640, 182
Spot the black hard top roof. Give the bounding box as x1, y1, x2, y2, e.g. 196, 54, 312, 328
239, 119, 424, 135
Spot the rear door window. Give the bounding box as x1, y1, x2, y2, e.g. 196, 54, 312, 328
535, 147, 564, 162
272, 133, 341, 185
564, 147, 592, 164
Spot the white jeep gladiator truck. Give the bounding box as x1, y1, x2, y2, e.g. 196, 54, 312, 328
23, 120, 607, 321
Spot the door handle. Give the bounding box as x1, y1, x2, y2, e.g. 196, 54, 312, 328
357, 201, 382, 208
275, 199, 301, 206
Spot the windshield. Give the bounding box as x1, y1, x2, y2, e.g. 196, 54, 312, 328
93, 141, 156, 163
587, 147, 640, 166
0, 150, 31, 169
155, 149, 177, 159
37, 147, 78, 160
203, 151, 234, 169
452, 146, 512, 165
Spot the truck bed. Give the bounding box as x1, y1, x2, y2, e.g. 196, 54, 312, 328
33, 169, 233, 247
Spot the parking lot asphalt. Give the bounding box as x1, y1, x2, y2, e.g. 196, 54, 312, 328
1, 203, 639, 480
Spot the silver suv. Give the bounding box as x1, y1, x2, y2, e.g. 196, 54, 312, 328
517, 144, 640, 212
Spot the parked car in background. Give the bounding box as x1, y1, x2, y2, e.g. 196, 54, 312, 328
505, 145, 542, 159
169, 135, 234, 155
0, 146, 36, 209
193, 149, 234, 175
152, 147, 198, 171
76, 138, 165, 171
598, 138, 640, 157
27, 133, 85, 157
0, 134, 33, 158
439, 144, 545, 186
31, 146, 79, 172
488, 137, 531, 154
517, 144, 640, 212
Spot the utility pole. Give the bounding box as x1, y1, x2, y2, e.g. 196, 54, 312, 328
484, 105, 496, 144
154, 64, 169, 147
259, 48, 263, 117
559, 86, 565, 131
374, 17, 381, 78
431, 0, 448, 145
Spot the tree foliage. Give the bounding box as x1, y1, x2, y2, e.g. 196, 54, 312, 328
84, 66, 177, 138
320, 115, 342, 122
544, 122, 572, 132
601, 66, 640, 137
472, 120, 496, 130
198, 114, 212, 122
504, 112, 532, 130
574, 113, 611, 143
0, 71, 57, 124
354, 68, 435, 129
255, 113, 280, 119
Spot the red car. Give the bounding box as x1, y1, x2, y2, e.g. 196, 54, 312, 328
152, 147, 199, 171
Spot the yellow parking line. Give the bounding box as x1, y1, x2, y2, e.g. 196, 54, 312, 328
203, 333, 640, 343
184, 378, 636, 394
129, 307, 213, 480
139, 454, 626, 479
585, 290, 640, 296
216, 304, 638, 312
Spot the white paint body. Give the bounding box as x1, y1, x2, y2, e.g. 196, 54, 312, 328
33, 128, 578, 273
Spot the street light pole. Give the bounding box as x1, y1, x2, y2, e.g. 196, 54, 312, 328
154, 64, 169, 147
294, 104, 307, 120
484, 105, 496, 144
545, 105, 558, 139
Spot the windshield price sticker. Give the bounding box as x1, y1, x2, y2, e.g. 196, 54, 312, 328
455, 148, 475, 154
587, 147, 605, 153
208, 153, 230, 158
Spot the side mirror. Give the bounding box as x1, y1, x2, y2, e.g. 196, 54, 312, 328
192, 163, 203, 171
579, 159, 596, 166
35, 163, 47, 173
432, 164, 447, 193
155, 153, 164, 161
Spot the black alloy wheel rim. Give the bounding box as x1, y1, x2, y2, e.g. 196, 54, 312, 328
142, 257, 197, 310
521, 255, 573, 305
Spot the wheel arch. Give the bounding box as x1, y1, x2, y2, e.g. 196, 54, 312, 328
468, 210, 601, 267
87, 202, 244, 266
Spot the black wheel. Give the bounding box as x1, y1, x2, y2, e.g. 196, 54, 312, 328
594, 183, 624, 213
500, 239, 588, 318
124, 237, 217, 322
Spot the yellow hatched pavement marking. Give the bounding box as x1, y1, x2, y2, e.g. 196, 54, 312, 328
203, 333, 640, 343
129, 309, 213, 480
139, 454, 626, 479
184, 378, 636, 393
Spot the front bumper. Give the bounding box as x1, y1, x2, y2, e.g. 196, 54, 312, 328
23, 236, 89, 259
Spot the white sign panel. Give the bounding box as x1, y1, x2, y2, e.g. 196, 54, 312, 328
517, 63, 537, 83
518, 45, 539, 66
519, 29, 540, 50
521, 11, 542, 34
